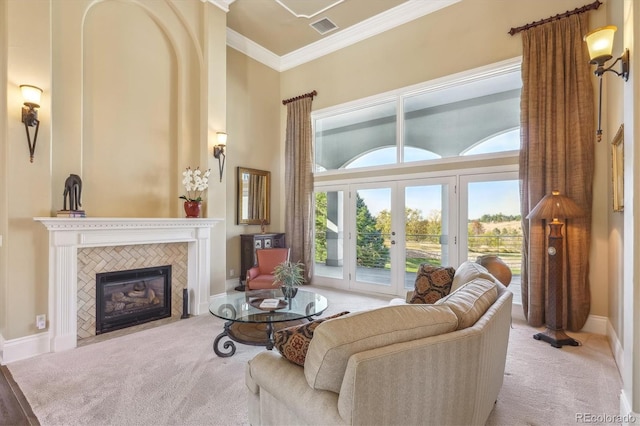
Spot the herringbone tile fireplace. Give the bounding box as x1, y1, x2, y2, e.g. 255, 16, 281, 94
77, 243, 188, 339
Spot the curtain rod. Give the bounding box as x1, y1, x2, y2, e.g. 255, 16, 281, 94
282, 90, 317, 105
508, 0, 602, 36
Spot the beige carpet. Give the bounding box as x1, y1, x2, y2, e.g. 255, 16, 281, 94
7, 286, 622, 426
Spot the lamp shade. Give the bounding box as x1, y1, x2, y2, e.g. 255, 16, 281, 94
584, 25, 616, 63
216, 132, 228, 145
20, 85, 43, 108
526, 190, 584, 222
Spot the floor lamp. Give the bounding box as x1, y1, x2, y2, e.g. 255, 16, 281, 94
526, 190, 584, 348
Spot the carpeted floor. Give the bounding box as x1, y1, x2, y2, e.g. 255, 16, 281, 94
7, 286, 622, 426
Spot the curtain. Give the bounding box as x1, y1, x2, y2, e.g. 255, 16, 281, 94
284, 97, 314, 283
519, 13, 595, 331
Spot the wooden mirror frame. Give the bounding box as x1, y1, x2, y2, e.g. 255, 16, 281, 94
237, 167, 271, 225
611, 124, 624, 212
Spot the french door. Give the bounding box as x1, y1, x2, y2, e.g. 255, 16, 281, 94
314, 177, 456, 297
458, 172, 521, 294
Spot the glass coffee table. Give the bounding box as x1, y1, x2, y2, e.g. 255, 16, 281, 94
208, 289, 328, 357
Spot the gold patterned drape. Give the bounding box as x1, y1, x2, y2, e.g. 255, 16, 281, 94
284, 96, 314, 283
519, 13, 595, 331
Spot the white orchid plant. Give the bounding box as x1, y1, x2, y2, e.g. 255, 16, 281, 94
179, 167, 211, 202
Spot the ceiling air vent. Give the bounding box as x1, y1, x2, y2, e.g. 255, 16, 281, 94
310, 17, 338, 35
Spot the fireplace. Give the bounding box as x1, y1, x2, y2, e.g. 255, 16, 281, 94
96, 265, 172, 334
33, 217, 220, 354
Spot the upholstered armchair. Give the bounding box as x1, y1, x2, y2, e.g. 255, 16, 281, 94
246, 248, 290, 290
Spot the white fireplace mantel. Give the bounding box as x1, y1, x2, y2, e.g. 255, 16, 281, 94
34, 217, 223, 352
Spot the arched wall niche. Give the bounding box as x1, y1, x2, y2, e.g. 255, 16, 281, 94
79, 0, 204, 217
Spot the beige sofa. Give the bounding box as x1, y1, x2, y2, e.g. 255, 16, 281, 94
246, 261, 513, 426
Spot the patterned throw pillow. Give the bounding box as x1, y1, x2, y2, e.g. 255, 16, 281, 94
274, 311, 350, 366
409, 264, 456, 304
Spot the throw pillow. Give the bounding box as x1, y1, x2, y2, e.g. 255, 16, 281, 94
273, 311, 350, 366
450, 261, 495, 293
436, 277, 498, 329
409, 264, 456, 304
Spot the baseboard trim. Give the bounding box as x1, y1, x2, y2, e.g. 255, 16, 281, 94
509, 305, 608, 336
225, 278, 242, 292
581, 314, 608, 335
606, 319, 624, 378
620, 390, 639, 425
0, 300, 619, 365
0, 332, 50, 365
0, 333, 5, 364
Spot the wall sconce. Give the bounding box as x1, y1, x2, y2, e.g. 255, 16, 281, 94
584, 25, 629, 142
20, 84, 43, 163
213, 132, 227, 182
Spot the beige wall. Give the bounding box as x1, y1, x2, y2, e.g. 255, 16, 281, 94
205, 2, 229, 296
279, 0, 610, 318
606, 0, 626, 346
619, 0, 640, 414
4, 0, 52, 340
1, 0, 226, 341
0, 0, 6, 336
225, 47, 283, 285
282, 0, 602, 109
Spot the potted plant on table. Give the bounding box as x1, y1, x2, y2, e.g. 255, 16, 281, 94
179, 166, 211, 218
273, 260, 305, 300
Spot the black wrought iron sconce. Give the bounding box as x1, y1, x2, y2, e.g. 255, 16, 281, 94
213, 132, 227, 182
20, 84, 43, 162
584, 25, 629, 142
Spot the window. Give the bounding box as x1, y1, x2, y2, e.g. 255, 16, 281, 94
345, 147, 440, 169
314, 101, 396, 171
313, 63, 522, 172
312, 59, 523, 299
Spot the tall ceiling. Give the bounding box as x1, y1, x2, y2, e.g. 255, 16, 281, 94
224, 0, 460, 71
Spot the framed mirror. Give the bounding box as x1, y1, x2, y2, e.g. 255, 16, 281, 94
237, 167, 271, 225
611, 124, 624, 212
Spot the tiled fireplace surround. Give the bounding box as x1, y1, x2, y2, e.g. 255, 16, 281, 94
35, 218, 221, 353
77, 243, 187, 339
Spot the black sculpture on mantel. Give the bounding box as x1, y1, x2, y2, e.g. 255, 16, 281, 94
57, 174, 86, 218
63, 174, 82, 211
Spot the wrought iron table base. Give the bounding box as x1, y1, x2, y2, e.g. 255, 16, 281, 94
213, 320, 275, 357
533, 327, 580, 348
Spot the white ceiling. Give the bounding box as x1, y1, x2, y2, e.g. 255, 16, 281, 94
218, 0, 461, 71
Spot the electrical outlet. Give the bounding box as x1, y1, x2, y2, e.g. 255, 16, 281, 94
230, 269, 235, 277
36, 314, 46, 330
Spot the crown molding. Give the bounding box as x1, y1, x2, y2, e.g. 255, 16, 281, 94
226, 28, 282, 70
275, 0, 344, 19
204, 0, 236, 13
226, 0, 460, 72
280, 0, 460, 71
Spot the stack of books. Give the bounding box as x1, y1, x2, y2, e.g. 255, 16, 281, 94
56, 210, 86, 218
259, 298, 280, 309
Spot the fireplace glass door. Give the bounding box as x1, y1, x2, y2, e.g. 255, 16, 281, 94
96, 265, 172, 334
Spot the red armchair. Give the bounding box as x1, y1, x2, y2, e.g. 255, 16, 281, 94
246, 248, 290, 290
